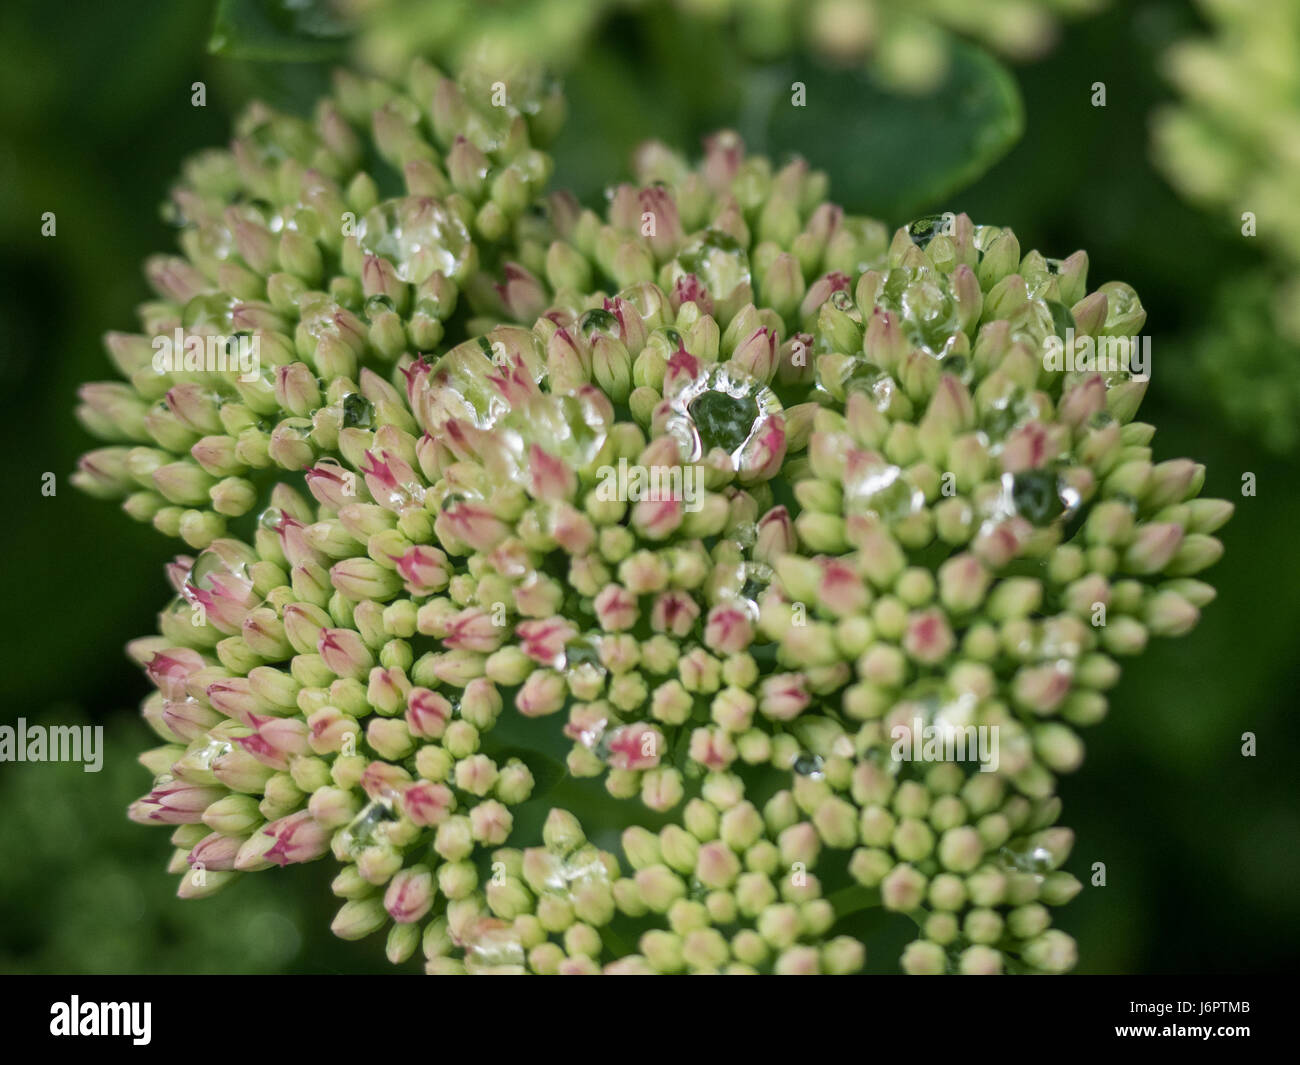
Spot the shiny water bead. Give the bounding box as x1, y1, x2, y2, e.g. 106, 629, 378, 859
356, 197, 476, 285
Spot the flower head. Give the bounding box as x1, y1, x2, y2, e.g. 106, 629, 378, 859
86, 63, 1227, 975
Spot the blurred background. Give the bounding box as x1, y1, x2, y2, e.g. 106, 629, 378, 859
0, 0, 1296, 974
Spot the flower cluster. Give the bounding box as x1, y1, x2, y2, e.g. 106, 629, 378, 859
82, 59, 1227, 973
351, 0, 1105, 93
1152, 0, 1300, 450
73, 58, 562, 547
1154, 0, 1300, 287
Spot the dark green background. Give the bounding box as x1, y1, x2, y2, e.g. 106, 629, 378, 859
0, 0, 1295, 973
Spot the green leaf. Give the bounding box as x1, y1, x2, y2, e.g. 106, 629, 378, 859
760, 40, 1024, 222
209, 0, 352, 62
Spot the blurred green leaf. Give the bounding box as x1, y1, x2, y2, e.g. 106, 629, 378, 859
210, 0, 352, 61
764, 41, 1023, 220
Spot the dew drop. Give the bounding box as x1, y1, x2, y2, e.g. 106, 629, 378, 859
341, 391, 375, 430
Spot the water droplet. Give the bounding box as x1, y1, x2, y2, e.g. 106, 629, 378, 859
875, 267, 960, 355
906, 213, 949, 250
999, 843, 1053, 875
690, 390, 759, 456
942, 354, 972, 384
1046, 300, 1075, 341
793, 752, 824, 777
187, 735, 233, 772
187, 550, 224, 591
365, 294, 396, 319
182, 293, 235, 332
462, 919, 526, 974
842, 359, 901, 411
357, 197, 472, 285
972, 225, 1000, 254
338, 798, 397, 857
341, 392, 375, 430
711, 560, 771, 619
665, 364, 782, 475
844, 460, 924, 521
1103, 283, 1141, 327
830, 289, 856, 314
496, 392, 609, 483
1009, 469, 1065, 526
563, 634, 602, 670
579, 307, 619, 337
671, 228, 752, 302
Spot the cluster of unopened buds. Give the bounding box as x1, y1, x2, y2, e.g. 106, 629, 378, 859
1152, 0, 1300, 450
78, 55, 1228, 974
352, 0, 1103, 94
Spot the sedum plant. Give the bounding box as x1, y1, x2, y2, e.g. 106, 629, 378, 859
346, 0, 1105, 93
1152, 0, 1300, 451
73, 57, 562, 546
1153, 0, 1300, 286
79, 57, 1228, 974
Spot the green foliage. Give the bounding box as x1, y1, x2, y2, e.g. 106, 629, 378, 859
0, 712, 391, 973
210, 0, 350, 61
765, 42, 1023, 220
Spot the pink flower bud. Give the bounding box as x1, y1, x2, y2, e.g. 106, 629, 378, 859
145, 649, 207, 701
594, 584, 639, 632
902, 609, 956, 665
141, 780, 225, 824
671, 274, 713, 317
437, 501, 509, 553
396, 545, 450, 596
759, 673, 810, 721
732, 326, 778, 383
703, 605, 754, 655
402, 781, 455, 827
188, 831, 245, 871
516, 617, 579, 666
604, 723, 664, 771
405, 687, 453, 739
161, 698, 223, 743
650, 590, 700, 638
305, 460, 359, 508
318, 627, 375, 679
384, 866, 435, 923
529, 444, 577, 503
360, 450, 424, 512
515, 669, 566, 717
444, 607, 505, 653
263, 811, 331, 867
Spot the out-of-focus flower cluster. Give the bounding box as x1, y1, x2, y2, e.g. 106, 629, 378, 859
1152, 0, 1300, 451
1178, 270, 1300, 455
1153, 0, 1300, 286
344, 0, 1105, 93
79, 57, 1227, 974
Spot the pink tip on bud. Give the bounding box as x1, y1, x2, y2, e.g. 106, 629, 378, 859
145, 649, 207, 701
402, 781, 455, 827
263, 811, 331, 867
